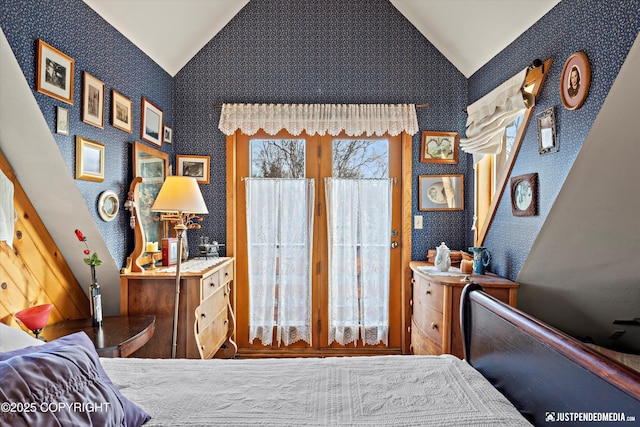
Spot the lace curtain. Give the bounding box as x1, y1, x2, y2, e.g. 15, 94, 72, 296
325, 178, 392, 346
246, 178, 315, 346
218, 103, 418, 137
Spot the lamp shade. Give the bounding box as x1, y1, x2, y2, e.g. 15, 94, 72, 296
15, 304, 53, 331
151, 176, 209, 214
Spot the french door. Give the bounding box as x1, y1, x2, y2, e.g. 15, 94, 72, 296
233, 129, 403, 355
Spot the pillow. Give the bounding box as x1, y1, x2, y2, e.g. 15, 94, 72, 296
0, 343, 126, 426
0, 332, 150, 427
0, 322, 44, 352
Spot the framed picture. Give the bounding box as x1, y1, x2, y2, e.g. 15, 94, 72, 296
177, 155, 210, 184
537, 106, 558, 155
163, 125, 173, 143
111, 90, 132, 133
82, 72, 105, 129
56, 106, 69, 135
510, 173, 538, 216
560, 51, 591, 111
161, 237, 179, 266
75, 136, 104, 182
420, 131, 459, 164
98, 190, 119, 222
141, 97, 164, 146
418, 174, 464, 211
35, 39, 74, 105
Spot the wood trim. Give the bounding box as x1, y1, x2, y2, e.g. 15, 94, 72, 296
400, 131, 413, 354
475, 58, 553, 246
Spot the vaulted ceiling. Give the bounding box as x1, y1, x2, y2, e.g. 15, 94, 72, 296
83, 0, 561, 77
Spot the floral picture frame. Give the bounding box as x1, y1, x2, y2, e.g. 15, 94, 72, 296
420, 131, 459, 164
36, 39, 74, 105
75, 136, 104, 182
112, 90, 132, 133
418, 174, 464, 211
141, 97, 164, 146
177, 155, 210, 184
82, 72, 105, 129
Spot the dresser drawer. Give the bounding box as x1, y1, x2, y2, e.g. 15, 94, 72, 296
195, 302, 229, 359
220, 262, 234, 285
201, 271, 221, 300
413, 304, 443, 346
413, 277, 444, 313
411, 319, 442, 355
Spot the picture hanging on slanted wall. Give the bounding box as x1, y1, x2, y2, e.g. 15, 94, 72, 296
560, 51, 591, 111
141, 97, 164, 146
537, 106, 558, 155
418, 174, 464, 211
75, 136, 104, 182
36, 39, 74, 105
163, 125, 173, 143
420, 131, 458, 164
82, 72, 105, 129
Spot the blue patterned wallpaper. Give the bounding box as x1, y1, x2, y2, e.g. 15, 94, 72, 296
468, 0, 639, 280
0, 0, 174, 266
173, 0, 468, 260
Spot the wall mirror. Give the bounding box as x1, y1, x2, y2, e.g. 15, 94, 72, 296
474, 58, 552, 246
128, 141, 169, 271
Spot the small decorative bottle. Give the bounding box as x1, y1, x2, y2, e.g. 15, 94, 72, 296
89, 265, 103, 327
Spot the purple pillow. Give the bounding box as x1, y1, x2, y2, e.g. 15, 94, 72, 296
0, 332, 150, 426
0, 343, 125, 425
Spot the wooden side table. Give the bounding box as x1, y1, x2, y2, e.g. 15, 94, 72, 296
45, 315, 155, 358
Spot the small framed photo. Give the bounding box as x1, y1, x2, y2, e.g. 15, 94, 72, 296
510, 173, 538, 217
161, 237, 179, 266
111, 90, 132, 133
420, 131, 458, 164
163, 125, 173, 143
82, 72, 105, 129
141, 97, 164, 146
537, 106, 558, 155
56, 106, 69, 135
75, 136, 105, 182
418, 174, 464, 211
560, 51, 591, 111
36, 39, 74, 105
177, 155, 210, 184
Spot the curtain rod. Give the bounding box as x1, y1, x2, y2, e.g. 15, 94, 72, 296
212, 103, 429, 108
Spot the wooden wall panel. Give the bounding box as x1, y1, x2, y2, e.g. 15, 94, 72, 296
0, 149, 89, 330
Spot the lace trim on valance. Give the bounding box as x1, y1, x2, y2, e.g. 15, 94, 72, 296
218, 103, 419, 136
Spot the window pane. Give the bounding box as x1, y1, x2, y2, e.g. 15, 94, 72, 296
250, 139, 305, 178
332, 139, 389, 178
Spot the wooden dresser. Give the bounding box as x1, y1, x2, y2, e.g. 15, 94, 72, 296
409, 261, 519, 358
120, 257, 236, 359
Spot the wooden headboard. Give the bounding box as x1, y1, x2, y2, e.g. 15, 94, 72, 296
0, 149, 88, 327
461, 283, 640, 426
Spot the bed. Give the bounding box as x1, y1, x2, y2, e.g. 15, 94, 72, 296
2, 284, 639, 426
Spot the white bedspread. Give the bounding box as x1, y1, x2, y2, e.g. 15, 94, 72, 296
101, 354, 530, 426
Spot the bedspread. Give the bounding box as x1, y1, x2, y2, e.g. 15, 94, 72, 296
101, 354, 529, 426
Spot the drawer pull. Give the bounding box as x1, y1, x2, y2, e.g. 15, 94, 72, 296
225, 272, 229, 277
210, 282, 216, 287
426, 290, 431, 295
201, 313, 206, 319
431, 322, 438, 330
224, 319, 229, 325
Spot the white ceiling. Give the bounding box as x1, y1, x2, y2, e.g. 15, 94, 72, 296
83, 0, 561, 77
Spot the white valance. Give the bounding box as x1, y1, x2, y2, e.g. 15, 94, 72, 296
460, 68, 534, 163
218, 103, 419, 137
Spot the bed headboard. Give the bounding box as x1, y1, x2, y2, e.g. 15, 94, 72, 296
461, 283, 640, 426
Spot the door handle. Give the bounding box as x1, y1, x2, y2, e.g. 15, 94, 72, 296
390, 241, 398, 249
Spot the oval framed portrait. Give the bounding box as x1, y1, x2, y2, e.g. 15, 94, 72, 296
560, 52, 591, 110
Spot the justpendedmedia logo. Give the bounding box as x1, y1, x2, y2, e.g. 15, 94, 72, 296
545, 411, 636, 423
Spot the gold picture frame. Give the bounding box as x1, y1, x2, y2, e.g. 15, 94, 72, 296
112, 90, 132, 133
177, 155, 210, 184
36, 39, 74, 105
76, 136, 105, 182
82, 72, 105, 129
418, 174, 464, 211
420, 131, 459, 164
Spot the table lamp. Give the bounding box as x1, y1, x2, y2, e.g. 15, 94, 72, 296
15, 303, 53, 340
151, 176, 208, 358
